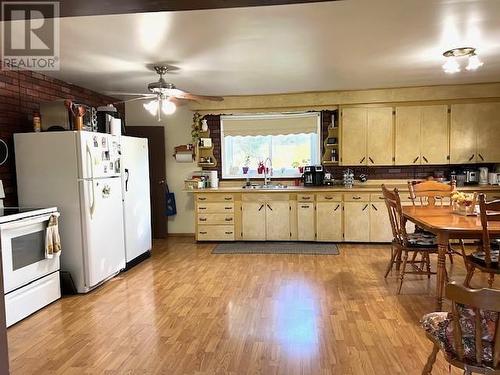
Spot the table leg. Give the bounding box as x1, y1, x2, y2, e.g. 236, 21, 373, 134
436, 232, 449, 311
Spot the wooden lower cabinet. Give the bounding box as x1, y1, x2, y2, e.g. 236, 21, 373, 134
316, 202, 343, 242
241, 201, 266, 240
297, 202, 315, 241
369, 202, 393, 242
266, 201, 291, 240
344, 202, 370, 242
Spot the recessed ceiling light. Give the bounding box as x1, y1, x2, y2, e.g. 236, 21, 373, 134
442, 47, 483, 74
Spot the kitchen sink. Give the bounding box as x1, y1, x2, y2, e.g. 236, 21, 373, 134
242, 184, 288, 189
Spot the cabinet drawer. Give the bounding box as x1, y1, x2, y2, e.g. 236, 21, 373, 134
197, 225, 235, 241
316, 193, 342, 202
370, 193, 386, 202
197, 202, 234, 213
242, 193, 289, 202
196, 194, 234, 202
198, 213, 234, 225
297, 194, 315, 202
344, 193, 370, 202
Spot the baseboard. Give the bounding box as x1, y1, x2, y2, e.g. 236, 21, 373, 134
167, 233, 195, 237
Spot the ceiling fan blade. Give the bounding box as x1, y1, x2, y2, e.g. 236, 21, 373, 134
167, 88, 223, 102
106, 92, 155, 97
113, 96, 156, 105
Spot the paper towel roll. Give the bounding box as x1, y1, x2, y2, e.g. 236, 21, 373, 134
110, 118, 121, 136
175, 153, 193, 163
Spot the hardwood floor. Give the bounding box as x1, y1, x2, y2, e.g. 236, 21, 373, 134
7, 238, 497, 374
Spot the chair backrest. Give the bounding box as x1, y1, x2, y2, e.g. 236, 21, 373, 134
478, 193, 500, 266
445, 282, 500, 369
408, 180, 456, 207
382, 184, 408, 245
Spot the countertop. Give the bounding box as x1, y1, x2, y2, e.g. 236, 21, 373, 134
187, 184, 500, 193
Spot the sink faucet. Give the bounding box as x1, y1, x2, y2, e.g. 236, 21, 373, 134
263, 157, 272, 186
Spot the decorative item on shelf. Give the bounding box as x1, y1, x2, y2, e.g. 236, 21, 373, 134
191, 112, 202, 144
173, 144, 195, 163
322, 120, 339, 166
199, 138, 212, 148
451, 191, 477, 216
201, 119, 208, 132
64, 100, 87, 131
33, 111, 41, 132
242, 156, 250, 174
196, 121, 217, 168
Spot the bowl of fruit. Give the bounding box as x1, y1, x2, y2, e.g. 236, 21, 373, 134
451, 191, 477, 216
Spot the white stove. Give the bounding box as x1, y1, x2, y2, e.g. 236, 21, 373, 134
0, 182, 61, 327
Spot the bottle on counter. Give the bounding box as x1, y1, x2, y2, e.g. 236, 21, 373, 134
33, 111, 41, 132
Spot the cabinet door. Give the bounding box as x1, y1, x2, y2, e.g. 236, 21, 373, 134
421, 105, 449, 165
341, 108, 367, 165
316, 202, 342, 242
266, 201, 290, 241
297, 202, 315, 241
395, 106, 421, 165
241, 202, 266, 240
367, 107, 394, 166
450, 104, 477, 164
476, 102, 500, 163
344, 202, 370, 242
369, 202, 393, 242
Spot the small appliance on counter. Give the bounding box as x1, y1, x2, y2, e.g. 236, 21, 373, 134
323, 172, 334, 186
302, 165, 324, 186
478, 167, 489, 185
464, 169, 478, 185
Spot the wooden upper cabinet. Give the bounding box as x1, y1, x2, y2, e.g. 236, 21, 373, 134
341, 107, 367, 165
421, 105, 449, 164
341, 107, 393, 166
395, 106, 421, 165
367, 107, 394, 166
395, 105, 448, 165
450, 104, 479, 164
265, 201, 290, 241
476, 102, 500, 163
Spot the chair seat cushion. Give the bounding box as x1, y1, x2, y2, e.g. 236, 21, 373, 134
421, 305, 499, 366
407, 232, 437, 248
492, 239, 500, 250
468, 250, 499, 269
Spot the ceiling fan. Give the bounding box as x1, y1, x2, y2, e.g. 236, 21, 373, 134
112, 65, 223, 121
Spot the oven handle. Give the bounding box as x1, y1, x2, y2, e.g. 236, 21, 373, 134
0, 212, 60, 231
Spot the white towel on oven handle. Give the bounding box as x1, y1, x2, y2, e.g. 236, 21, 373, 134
45, 214, 61, 259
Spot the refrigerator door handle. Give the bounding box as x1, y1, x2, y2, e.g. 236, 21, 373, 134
86, 144, 96, 218
124, 168, 129, 192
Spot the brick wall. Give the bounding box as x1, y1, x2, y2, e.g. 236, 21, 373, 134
0, 69, 123, 205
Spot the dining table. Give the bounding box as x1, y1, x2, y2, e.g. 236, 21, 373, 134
402, 205, 500, 311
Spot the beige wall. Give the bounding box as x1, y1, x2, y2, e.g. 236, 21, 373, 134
125, 101, 198, 234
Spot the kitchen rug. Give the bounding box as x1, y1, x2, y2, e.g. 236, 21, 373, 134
212, 242, 339, 255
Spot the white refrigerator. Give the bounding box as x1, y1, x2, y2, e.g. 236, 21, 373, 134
14, 131, 125, 293
121, 136, 152, 267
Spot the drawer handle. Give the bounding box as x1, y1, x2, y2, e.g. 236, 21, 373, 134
199, 218, 207, 222
371, 204, 378, 211
301, 205, 310, 208
302, 196, 311, 200
224, 218, 233, 222
224, 207, 232, 210
199, 231, 207, 234
325, 196, 333, 200
225, 231, 233, 235
198, 197, 207, 201
224, 197, 232, 201
362, 204, 369, 211
378, 197, 385, 200
334, 204, 340, 211
199, 207, 207, 210
353, 196, 361, 200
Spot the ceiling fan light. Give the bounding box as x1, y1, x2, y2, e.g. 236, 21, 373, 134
442, 57, 460, 74
466, 53, 483, 71
143, 100, 158, 116
162, 99, 176, 115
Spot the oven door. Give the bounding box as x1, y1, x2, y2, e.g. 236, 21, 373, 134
1, 213, 60, 293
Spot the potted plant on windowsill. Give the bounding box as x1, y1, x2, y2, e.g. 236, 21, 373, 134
242, 156, 250, 174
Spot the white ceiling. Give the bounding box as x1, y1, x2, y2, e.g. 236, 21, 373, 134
42, 0, 500, 96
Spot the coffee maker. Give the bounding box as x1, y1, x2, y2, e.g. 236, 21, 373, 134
302, 165, 324, 186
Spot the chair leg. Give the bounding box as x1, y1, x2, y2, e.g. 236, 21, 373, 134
385, 245, 398, 279
464, 265, 475, 288
421, 343, 440, 375
398, 251, 409, 294
488, 273, 495, 288
448, 251, 453, 264
425, 253, 432, 279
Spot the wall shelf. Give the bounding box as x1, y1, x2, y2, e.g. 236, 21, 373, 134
321, 123, 340, 166
196, 128, 218, 168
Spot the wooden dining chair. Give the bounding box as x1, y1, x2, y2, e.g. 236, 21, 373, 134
408, 180, 458, 264
382, 184, 438, 294
421, 282, 500, 374
462, 194, 500, 289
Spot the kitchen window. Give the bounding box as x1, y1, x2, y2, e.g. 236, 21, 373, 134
221, 113, 321, 179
